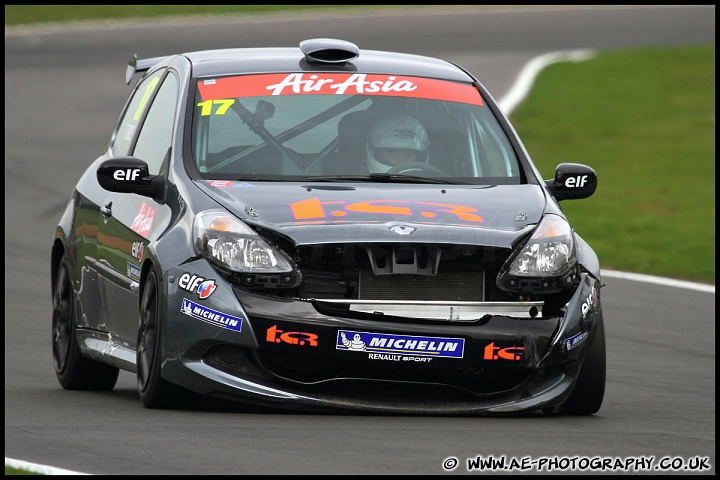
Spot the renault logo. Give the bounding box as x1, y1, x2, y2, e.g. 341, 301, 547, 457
389, 225, 416, 235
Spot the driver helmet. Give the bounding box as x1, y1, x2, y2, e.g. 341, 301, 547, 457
366, 113, 429, 173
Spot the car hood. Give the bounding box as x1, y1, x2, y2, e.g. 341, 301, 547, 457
194, 182, 547, 248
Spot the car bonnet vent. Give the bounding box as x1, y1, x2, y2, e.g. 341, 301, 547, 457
299, 38, 359, 64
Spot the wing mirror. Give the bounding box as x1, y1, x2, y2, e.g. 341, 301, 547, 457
97, 157, 165, 202
545, 163, 597, 201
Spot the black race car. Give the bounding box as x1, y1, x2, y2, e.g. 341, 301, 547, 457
51, 38, 605, 415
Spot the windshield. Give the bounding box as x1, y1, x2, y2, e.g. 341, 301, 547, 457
191, 73, 522, 183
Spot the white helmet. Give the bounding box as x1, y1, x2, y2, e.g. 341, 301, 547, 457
366, 113, 429, 173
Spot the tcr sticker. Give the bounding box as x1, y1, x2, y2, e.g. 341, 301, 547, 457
266, 325, 318, 347
483, 342, 524, 361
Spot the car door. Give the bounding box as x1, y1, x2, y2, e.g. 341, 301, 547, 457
95, 68, 179, 349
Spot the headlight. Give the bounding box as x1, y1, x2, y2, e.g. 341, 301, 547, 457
193, 210, 294, 273
498, 214, 577, 292
509, 214, 575, 276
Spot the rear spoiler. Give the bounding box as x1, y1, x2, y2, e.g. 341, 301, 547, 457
125, 54, 167, 85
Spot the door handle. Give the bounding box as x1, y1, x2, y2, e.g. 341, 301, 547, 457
101, 202, 112, 219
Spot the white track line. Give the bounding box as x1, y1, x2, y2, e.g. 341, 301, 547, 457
498, 49, 596, 115
601, 270, 714, 293
5, 457, 91, 475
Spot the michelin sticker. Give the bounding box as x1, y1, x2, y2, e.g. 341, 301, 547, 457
337, 330, 464, 362
127, 262, 141, 281
565, 331, 588, 350
180, 298, 243, 332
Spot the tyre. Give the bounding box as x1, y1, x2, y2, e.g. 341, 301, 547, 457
559, 316, 606, 415
137, 269, 199, 409
52, 252, 119, 390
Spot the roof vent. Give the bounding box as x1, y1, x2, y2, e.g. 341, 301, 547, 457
299, 38, 359, 64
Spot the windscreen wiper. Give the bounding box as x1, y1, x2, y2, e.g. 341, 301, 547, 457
368, 173, 466, 184
300, 174, 465, 184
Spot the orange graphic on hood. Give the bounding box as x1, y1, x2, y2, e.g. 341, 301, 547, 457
290, 197, 484, 223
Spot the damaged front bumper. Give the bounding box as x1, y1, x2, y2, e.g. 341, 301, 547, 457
160, 260, 601, 415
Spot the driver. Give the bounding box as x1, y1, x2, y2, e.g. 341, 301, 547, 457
366, 113, 429, 173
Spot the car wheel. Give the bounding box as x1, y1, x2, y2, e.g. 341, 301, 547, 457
52, 252, 119, 390
137, 269, 199, 409
559, 316, 607, 415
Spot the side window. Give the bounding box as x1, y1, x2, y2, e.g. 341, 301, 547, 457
469, 110, 520, 178
112, 69, 166, 158
133, 73, 178, 174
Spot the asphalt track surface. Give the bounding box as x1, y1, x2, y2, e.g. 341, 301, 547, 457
5, 6, 715, 475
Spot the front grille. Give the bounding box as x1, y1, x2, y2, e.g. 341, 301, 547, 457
359, 270, 484, 301
282, 243, 514, 301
